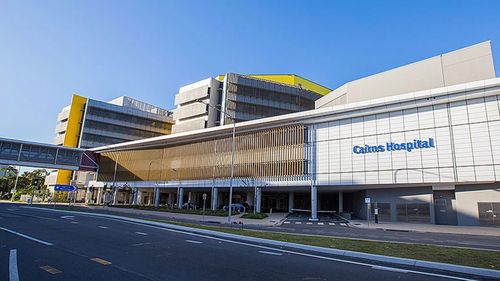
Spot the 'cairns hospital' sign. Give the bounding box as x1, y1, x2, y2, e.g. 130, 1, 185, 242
353, 138, 435, 154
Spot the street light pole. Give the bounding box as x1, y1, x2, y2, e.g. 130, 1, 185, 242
11, 166, 21, 201
195, 99, 236, 224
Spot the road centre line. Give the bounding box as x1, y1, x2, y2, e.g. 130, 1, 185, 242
98, 226, 109, 229
135, 231, 148, 235
371, 265, 409, 273
0, 226, 53, 246
185, 240, 203, 244
21, 207, 479, 281
259, 250, 283, 256
9, 249, 19, 281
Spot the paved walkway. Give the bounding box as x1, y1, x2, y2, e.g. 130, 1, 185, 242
351, 220, 500, 237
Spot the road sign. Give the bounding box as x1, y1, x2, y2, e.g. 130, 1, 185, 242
202, 193, 207, 200
365, 197, 371, 204
54, 185, 77, 192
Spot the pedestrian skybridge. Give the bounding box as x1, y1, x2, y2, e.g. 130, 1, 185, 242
0, 137, 98, 171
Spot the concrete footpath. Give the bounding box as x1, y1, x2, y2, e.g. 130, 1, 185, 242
352, 220, 500, 237
85, 204, 288, 226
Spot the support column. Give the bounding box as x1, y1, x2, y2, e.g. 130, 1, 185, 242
96, 187, 103, 205
211, 188, 219, 211
136, 189, 142, 205
288, 192, 294, 213
187, 191, 192, 203
177, 188, 184, 208
168, 192, 174, 207
255, 188, 262, 213
112, 187, 118, 205
154, 187, 160, 207
310, 185, 318, 221
338, 191, 344, 215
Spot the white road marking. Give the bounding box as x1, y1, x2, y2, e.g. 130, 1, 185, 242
284, 221, 290, 224
258, 250, 283, 256
9, 249, 19, 281
132, 242, 153, 247
135, 231, 148, 235
306, 222, 312, 225
60, 215, 75, 219
340, 223, 347, 226
70, 221, 79, 224
0, 227, 53, 246
317, 222, 324, 225
295, 222, 302, 224
98, 226, 109, 229
23, 206, 479, 281
371, 265, 409, 273
7, 208, 19, 211
328, 223, 335, 226
185, 240, 203, 244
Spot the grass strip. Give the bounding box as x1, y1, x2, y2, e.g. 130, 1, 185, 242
144, 218, 500, 270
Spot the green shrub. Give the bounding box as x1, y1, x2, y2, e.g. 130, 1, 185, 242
241, 213, 268, 219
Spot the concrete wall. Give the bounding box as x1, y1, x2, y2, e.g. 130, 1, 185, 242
455, 183, 500, 226
365, 187, 434, 223
316, 41, 496, 109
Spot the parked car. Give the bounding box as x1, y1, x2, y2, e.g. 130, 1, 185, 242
223, 203, 246, 212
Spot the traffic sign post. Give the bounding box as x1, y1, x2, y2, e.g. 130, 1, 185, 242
54, 185, 78, 192
365, 197, 371, 228
202, 193, 207, 221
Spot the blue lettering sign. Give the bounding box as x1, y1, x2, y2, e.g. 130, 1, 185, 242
353, 138, 435, 154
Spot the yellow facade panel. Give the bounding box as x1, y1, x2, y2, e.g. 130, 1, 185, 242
56, 94, 87, 185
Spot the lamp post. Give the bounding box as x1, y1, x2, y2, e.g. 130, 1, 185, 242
172, 168, 181, 208
195, 99, 236, 224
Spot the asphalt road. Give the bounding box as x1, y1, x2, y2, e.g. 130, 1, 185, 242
0, 203, 493, 281
36, 204, 500, 251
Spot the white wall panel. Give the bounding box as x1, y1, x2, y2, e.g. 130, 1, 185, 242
364, 135, 378, 170
378, 170, 393, 184
475, 165, 494, 181
404, 108, 419, 131
377, 134, 392, 170
435, 127, 453, 167
457, 166, 475, 182
467, 98, 487, 123
365, 171, 379, 184
351, 117, 364, 137
405, 130, 422, 169
452, 125, 474, 166
488, 121, 500, 164
316, 141, 329, 173
423, 168, 440, 182
390, 132, 406, 169
469, 123, 493, 165
363, 115, 377, 136
316, 123, 329, 141
352, 137, 365, 172
407, 169, 423, 183
330, 173, 341, 184
450, 101, 469, 125
389, 111, 404, 132
352, 171, 365, 185
329, 120, 340, 140
418, 106, 435, 129
340, 138, 352, 172
339, 119, 351, 137
341, 173, 353, 185
485, 96, 500, 121
439, 167, 455, 182
433, 104, 449, 127
420, 129, 438, 167
329, 140, 340, 173
376, 113, 390, 134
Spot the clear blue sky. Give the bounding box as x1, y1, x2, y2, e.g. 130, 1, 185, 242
1, 0, 499, 143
